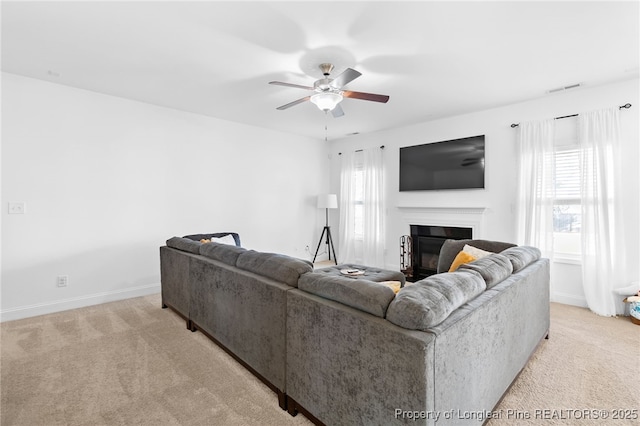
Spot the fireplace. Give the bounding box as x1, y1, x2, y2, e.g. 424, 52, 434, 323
411, 225, 472, 280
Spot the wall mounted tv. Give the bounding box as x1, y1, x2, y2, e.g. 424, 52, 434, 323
399, 135, 485, 191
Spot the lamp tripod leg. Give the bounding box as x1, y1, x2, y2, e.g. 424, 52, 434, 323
326, 227, 337, 265
312, 227, 328, 264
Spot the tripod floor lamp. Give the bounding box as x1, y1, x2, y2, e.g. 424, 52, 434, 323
313, 194, 338, 264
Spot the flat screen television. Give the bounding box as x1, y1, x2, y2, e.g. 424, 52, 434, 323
399, 135, 485, 191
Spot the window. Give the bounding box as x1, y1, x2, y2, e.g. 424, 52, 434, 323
552, 118, 581, 259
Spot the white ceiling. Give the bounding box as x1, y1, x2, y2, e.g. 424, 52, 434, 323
2, 1, 638, 140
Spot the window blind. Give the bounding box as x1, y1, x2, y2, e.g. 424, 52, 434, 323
554, 148, 580, 203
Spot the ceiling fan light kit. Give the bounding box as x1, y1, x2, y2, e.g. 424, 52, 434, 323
310, 92, 343, 111
269, 63, 389, 117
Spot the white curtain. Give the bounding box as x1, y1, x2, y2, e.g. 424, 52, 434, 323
578, 107, 624, 316
338, 150, 358, 264
361, 148, 385, 266
516, 119, 556, 258
338, 147, 385, 266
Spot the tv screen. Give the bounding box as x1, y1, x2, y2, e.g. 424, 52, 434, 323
399, 135, 485, 191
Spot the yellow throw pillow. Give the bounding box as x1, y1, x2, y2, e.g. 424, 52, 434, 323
448, 251, 477, 272
379, 281, 402, 294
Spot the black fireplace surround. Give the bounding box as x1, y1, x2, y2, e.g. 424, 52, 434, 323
410, 225, 472, 280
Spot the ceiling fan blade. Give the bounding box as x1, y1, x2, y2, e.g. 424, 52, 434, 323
331, 104, 345, 118
269, 81, 314, 91
342, 90, 390, 103
276, 96, 311, 110
329, 68, 362, 89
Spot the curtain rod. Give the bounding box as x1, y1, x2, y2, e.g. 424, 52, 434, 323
510, 103, 632, 128
338, 145, 385, 155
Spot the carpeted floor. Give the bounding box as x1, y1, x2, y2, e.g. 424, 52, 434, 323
1, 294, 638, 425
489, 302, 639, 425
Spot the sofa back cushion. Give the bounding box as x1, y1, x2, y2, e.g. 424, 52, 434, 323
199, 242, 246, 266
298, 273, 396, 318
236, 251, 313, 287
386, 270, 486, 330
166, 237, 202, 254
437, 239, 517, 273
500, 246, 541, 273
458, 253, 513, 289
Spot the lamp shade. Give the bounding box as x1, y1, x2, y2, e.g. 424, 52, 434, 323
317, 194, 338, 209
310, 92, 343, 111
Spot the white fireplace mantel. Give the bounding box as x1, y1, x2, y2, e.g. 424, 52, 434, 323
397, 206, 487, 239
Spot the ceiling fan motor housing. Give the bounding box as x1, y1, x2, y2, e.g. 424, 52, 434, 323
314, 78, 335, 92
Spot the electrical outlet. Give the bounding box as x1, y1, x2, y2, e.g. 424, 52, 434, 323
57, 275, 68, 287
8, 202, 25, 214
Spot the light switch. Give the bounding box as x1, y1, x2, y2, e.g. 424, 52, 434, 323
8, 202, 25, 214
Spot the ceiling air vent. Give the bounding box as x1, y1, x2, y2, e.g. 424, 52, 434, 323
547, 83, 582, 94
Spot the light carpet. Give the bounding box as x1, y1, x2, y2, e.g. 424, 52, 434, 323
1, 294, 638, 425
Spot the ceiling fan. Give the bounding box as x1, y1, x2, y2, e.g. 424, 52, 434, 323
269, 63, 389, 118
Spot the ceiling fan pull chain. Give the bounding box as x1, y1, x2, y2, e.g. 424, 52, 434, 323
324, 112, 329, 142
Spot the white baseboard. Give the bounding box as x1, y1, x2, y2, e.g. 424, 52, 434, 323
550, 291, 588, 308
0, 283, 161, 322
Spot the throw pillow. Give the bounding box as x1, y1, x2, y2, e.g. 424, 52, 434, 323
462, 244, 493, 259
210, 234, 237, 245
378, 281, 402, 294
448, 251, 477, 272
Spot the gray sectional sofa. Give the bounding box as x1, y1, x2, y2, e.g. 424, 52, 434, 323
160, 232, 312, 408
160, 235, 550, 425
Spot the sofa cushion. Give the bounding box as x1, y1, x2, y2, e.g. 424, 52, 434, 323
458, 253, 513, 289
437, 239, 517, 273
500, 246, 541, 273
386, 270, 486, 330
236, 251, 313, 287
199, 242, 246, 266
313, 264, 406, 285
166, 237, 202, 254
298, 273, 396, 318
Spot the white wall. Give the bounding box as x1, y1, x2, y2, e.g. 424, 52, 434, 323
328, 78, 639, 308
1, 72, 328, 321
